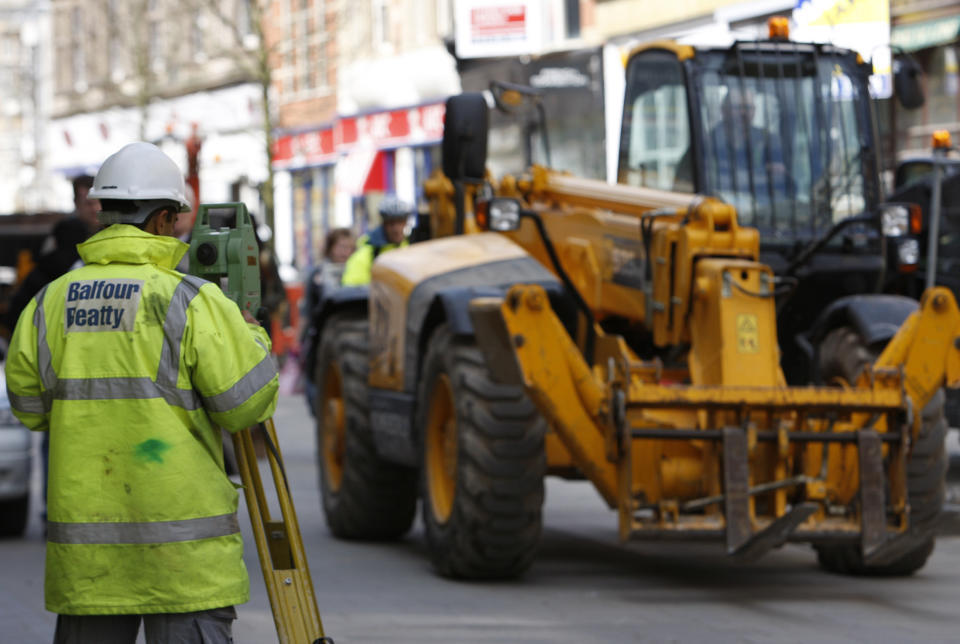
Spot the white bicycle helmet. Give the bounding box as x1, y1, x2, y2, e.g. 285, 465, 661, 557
378, 195, 413, 221
90, 142, 191, 224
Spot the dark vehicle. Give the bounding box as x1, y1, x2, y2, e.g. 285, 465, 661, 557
888, 137, 960, 423
888, 140, 960, 297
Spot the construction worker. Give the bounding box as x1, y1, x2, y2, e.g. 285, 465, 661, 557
4, 142, 278, 644
340, 195, 412, 286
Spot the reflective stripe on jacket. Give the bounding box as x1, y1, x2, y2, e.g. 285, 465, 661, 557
4, 224, 279, 615
340, 229, 409, 286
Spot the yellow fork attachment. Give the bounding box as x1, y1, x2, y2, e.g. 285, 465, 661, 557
873, 288, 960, 435
476, 285, 960, 561
233, 418, 331, 644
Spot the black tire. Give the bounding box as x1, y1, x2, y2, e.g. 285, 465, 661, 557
418, 325, 546, 579
0, 494, 29, 538
814, 326, 947, 575
315, 313, 417, 540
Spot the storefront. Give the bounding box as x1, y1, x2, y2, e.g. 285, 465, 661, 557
889, 3, 960, 157
272, 101, 445, 274
272, 127, 337, 277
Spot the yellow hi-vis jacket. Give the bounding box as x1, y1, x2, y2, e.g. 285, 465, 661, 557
340, 229, 409, 286
4, 224, 279, 615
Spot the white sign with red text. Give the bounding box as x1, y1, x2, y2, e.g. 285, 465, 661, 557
454, 0, 544, 59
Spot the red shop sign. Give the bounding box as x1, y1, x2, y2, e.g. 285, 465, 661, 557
274, 102, 445, 168
273, 127, 336, 166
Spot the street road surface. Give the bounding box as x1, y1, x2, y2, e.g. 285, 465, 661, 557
2, 392, 960, 643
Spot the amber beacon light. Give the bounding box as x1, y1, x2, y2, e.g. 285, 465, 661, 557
932, 129, 952, 149
768, 16, 790, 40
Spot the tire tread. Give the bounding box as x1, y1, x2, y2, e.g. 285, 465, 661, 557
420, 326, 546, 579
316, 313, 417, 540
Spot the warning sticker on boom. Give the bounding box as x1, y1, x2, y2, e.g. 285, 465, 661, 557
736, 314, 759, 354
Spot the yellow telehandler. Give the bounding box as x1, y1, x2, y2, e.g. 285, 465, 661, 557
310, 30, 955, 579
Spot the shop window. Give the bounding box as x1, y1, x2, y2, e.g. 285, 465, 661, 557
292, 164, 337, 269
292, 171, 311, 270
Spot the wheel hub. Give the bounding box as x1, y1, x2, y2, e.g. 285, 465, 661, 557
426, 374, 457, 523
321, 364, 346, 491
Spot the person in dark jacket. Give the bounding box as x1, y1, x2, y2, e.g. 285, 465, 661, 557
1, 218, 91, 336
299, 227, 354, 415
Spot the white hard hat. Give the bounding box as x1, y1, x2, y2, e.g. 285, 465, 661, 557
90, 142, 191, 224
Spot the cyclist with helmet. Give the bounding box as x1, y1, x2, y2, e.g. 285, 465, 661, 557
4, 142, 278, 643
341, 195, 412, 286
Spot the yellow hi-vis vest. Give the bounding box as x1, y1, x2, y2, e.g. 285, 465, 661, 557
4, 224, 279, 615
340, 233, 409, 286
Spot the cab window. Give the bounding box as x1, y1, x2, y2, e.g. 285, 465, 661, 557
618, 53, 691, 193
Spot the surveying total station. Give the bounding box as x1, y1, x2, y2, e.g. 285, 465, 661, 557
189, 202, 331, 644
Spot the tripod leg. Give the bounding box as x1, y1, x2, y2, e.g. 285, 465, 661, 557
233, 424, 328, 643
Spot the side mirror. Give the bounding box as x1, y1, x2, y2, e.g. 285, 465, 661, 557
894, 160, 934, 190
442, 93, 489, 182
489, 81, 543, 114
893, 56, 925, 110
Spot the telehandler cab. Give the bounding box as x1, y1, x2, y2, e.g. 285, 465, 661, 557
310, 31, 956, 579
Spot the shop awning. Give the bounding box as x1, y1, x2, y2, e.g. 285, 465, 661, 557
891, 15, 960, 52
362, 151, 386, 193
334, 148, 379, 197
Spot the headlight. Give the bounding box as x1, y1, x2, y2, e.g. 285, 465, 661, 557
881, 204, 910, 237
897, 238, 920, 266
487, 198, 522, 232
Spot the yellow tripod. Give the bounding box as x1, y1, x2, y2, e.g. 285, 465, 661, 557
188, 201, 329, 640
233, 418, 331, 643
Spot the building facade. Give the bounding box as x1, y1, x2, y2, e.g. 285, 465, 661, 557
889, 0, 960, 157
262, 0, 339, 278
47, 0, 267, 218
269, 0, 460, 276
0, 0, 55, 214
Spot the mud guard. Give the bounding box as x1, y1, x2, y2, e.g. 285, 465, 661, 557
801, 294, 918, 383
369, 278, 560, 468
303, 286, 368, 384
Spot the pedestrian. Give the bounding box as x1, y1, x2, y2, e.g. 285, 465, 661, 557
0, 218, 90, 338
4, 142, 279, 644
674, 86, 791, 212
301, 227, 355, 338
2, 175, 101, 336
69, 173, 101, 236
340, 195, 412, 286
299, 227, 354, 415
1, 175, 101, 527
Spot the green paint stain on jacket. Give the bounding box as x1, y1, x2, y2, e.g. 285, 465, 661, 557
135, 439, 170, 464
